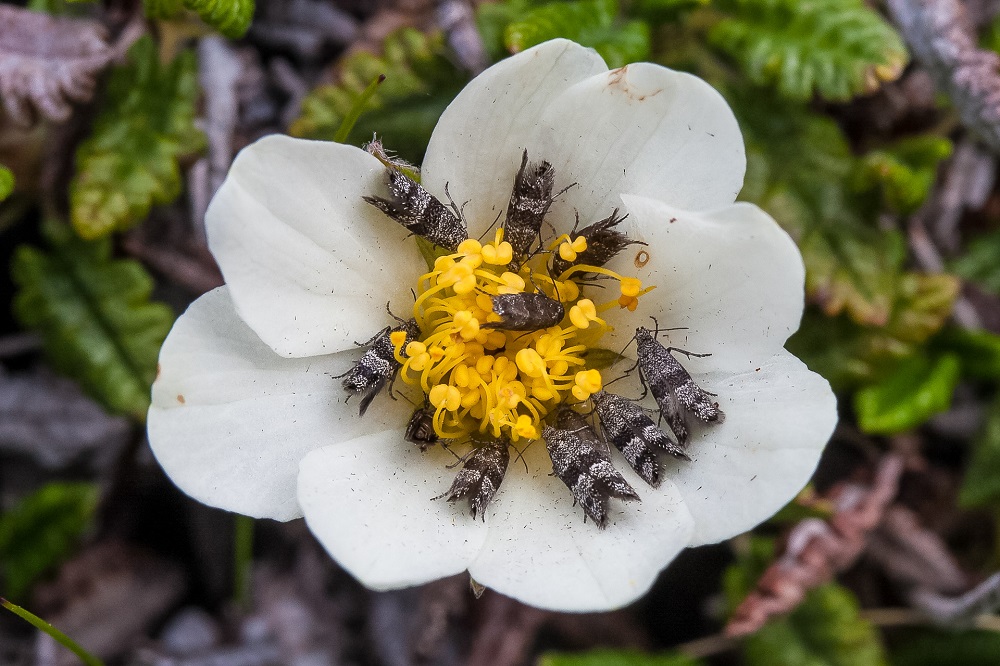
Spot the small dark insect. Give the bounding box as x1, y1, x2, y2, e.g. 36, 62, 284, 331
405, 405, 439, 451
363, 168, 468, 250
484, 291, 565, 331
338, 318, 419, 416
503, 150, 557, 268
592, 390, 689, 488
634, 326, 724, 447
550, 208, 645, 277
436, 439, 510, 519
543, 411, 639, 528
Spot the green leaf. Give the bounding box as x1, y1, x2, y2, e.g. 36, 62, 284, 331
627, 0, 709, 22
0, 483, 99, 601
952, 230, 1000, 295
853, 353, 961, 434
709, 0, 908, 101
502, 0, 652, 68
933, 326, 1000, 381
291, 28, 467, 165
853, 136, 953, 215
891, 629, 1000, 666
959, 397, 1000, 508
0, 165, 13, 201
11, 221, 175, 420
183, 0, 254, 38
70, 36, 205, 240
538, 650, 700, 666
142, 0, 183, 19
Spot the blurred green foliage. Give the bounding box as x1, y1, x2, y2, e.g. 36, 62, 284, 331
0, 166, 13, 202
478, 0, 650, 67
952, 230, 1000, 295
70, 36, 205, 240
538, 650, 701, 666
854, 137, 953, 215
890, 629, 1000, 666
0, 483, 98, 601
143, 0, 254, 37
708, 0, 907, 101
960, 397, 1000, 508
11, 222, 174, 421
291, 29, 466, 165
854, 353, 961, 434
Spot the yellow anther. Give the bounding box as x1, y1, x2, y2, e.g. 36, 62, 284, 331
558, 280, 579, 302
551, 359, 569, 377
454, 310, 473, 327
532, 385, 555, 401
576, 369, 602, 393
500, 272, 525, 291
454, 274, 477, 294
390, 330, 408, 350
569, 298, 599, 329
513, 415, 538, 440
482, 241, 514, 265
515, 348, 546, 378
461, 389, 481, 408
429, 384, 462, 411
429, 346, 445, 361
620, 277, 642, 298
484, 330, 507, 349
572, 385, 590, 401
571, 236, 587, 253
558, 241, 578, 262
476, 293, 494, 312
457, 238, 482, 256
434, 256, 455, 272
618, 295, 639, 311
493, 356, 510, 376
406, 341, 427, 357
453, 364, 471, 387
459, 317, 480, 341
476, 355, 494, 375
408, 353, 430, 371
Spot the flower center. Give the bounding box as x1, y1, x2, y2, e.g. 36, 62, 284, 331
391, 229, 653, 443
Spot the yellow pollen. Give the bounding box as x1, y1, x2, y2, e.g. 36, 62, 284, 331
397, 218, 653, 442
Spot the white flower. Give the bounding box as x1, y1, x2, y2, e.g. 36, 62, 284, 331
148, 39, 837, 612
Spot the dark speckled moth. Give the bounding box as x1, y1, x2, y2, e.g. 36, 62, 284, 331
550, 208, 645, 277
592, 390, 689, 488
485, 292, 565, 331
436, 439, 510, 519
338, 319, 419, 416
634, 326, 724, 447
364, 169, 468, 251
405, 405, 439, 451
543, 409, 639, 528
503, 150, 557, 268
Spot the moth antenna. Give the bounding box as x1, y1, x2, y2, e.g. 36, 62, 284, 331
648, 316, 688, 338
477, 209, 504, 241
510, 440, 532, 474
443, 182, 465, 222
570, 209, 581, 235
663, 346, 713, 359
410, 288, 417, 302
385, 301, 408, 325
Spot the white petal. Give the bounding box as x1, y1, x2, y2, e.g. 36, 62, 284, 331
603, 197, 805, 370
298, 433, 487, 589
662, 350, 838, 545
421, 40, 608, 236
533, 63, 745, 224
468, 445, 694, 612
206, 134, 426, 358
148, 287, 406, 521
422, 41, 744, 238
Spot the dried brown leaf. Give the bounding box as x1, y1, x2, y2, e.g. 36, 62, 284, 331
0, 5, 112, 126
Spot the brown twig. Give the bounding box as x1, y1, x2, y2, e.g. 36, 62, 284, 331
465, 593, 547, 666
888, 0, 1000, 154
725, 455, 905, 636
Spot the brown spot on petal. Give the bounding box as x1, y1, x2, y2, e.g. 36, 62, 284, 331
634, 250, 650, 268
177, 394, 185, 404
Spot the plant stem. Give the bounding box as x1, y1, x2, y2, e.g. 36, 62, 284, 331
1, 597, 104, 666
233, 513, 255, 609
333, 73, 386, 144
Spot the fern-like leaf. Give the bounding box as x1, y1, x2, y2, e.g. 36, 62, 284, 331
710, 0, 908, 101
291, 29, 466, 164
11, 221, 175, 420
183, 0, 253, 38
0, 483, 99, 601
69, 36, 205, 240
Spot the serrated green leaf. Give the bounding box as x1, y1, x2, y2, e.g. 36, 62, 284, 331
709, 0, 907, 101
0, 165, 13, 201
291, 29, 466, 165
0, 483, 98, 601
891, 629, 1000, 666
502, 0, 651, 68
854, 353, 961, 434
184, 0, 254, 38
70, 36, 205, 240
959, 397, 1000, 508
854, 136, 953, 215
11, 221, 174, 420
538, 650, 701, 666
952, 230, 1000, 295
